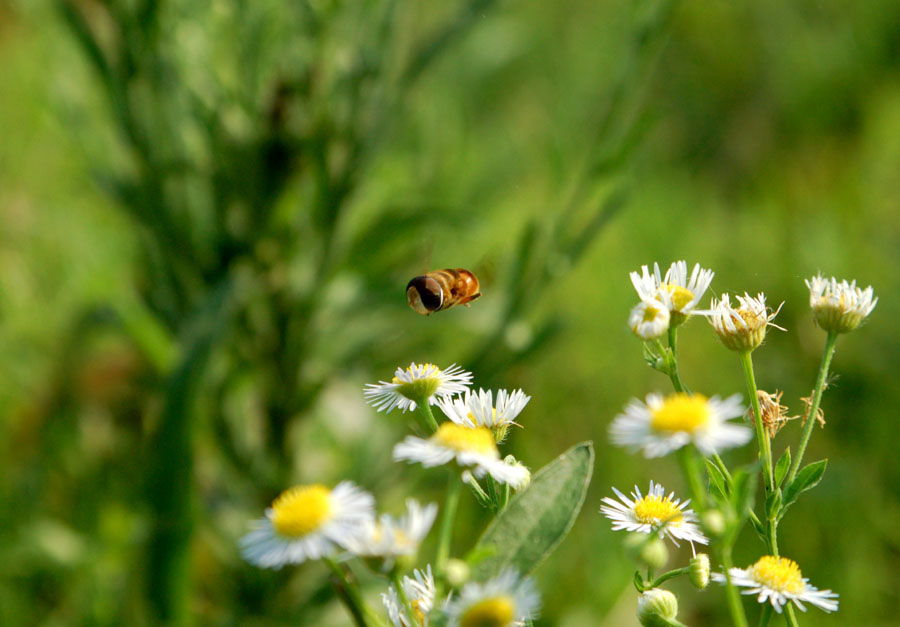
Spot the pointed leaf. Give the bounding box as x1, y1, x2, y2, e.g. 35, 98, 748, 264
472, 442, 593, 581
774, 447, 792, 488
704, 459, 728, 500
780, 459, 827, 518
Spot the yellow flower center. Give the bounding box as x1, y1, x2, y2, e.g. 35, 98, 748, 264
434, 422, 497, 456
737, 308, 765, 330
633, 494, 684, 525
642, 303, 664, 322
392, 364, 441, 400
460, 596, 515, 627
650, 394, 710, 433
663, 284, 695, 311
749, 556, 804, 594
411, 599, 426, 624
271, 484, 332, 538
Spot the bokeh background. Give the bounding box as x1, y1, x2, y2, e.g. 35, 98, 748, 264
1, 0, 899, 625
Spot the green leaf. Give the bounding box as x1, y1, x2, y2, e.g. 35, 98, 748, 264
704, 459, 728, 500
774, 447, 791, 487
779, 459, 827, 518
729, 466, 757, 520
471, 442, 594, 581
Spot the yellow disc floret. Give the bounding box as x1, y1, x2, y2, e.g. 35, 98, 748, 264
434, 422, 497, 456
271, 484, 333, 538
749, 556, 804, 594
634, 494, 684, 525
394, 363, 442, 400
460, 596, 515, 627
651, 394, 710, 433
663, 284, 695, 312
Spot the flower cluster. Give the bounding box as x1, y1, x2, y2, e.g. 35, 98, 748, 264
240, 361, 541, 626
607, 262, 865, 624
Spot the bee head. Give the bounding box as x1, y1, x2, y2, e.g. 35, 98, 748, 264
406, 276, 443, 315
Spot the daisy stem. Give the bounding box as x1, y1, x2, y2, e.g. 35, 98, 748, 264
666, 326, 691, 394
739, 351, 774, 492
720, 546, 750, 627
485, 475, 500, 511
417, 401, 440, 433
648, 566, 690, 588
758, 603, 773, 627
391, 569, 421, 627
436, 472, 462, 580
712, 452, 732, 483
786, 331, 837, 486
783, 604, 800, 627
677, 446, 707, 511
324, 557, 374, 627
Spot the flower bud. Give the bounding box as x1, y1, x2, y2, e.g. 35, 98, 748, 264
689, 553, 710, 590
445, 558, 470, 588
637, 588, 679, 627
701, 509, 726, 537
623, 533, 669, 571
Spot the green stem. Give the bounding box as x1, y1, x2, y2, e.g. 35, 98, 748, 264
485, 475, 500, 511
720, 547, 749, 627
417, 400, 439, 433
740, 351, 774, 492
391, 569, 420, 627
648, 566, 690, 588
667, 326, 690, 394
758, 603, 773, 627
324, 558, 371, 627
783, 604, 800, 627
677, 446, 707, 511
712, 452, 733, 483
786, 332, 837, 485
436, 472, 462, 578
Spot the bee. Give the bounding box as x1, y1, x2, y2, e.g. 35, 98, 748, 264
406, 268, 482, 315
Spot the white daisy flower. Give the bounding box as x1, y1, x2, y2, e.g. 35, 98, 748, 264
610, 392, 752, 458
240, 482, 374, 569
630, 261, 715, 325
383, 565, 436, 627
393, 422, 530, 489
445, 569, 540, 627
436, 388, 531, 442
707, 292, 784, 353
364, 362, 473, 413
806, 274, 877, 334
712, 555, 839, 614
347, 499, 438, 561
628, 299, 671, 340
600, 481, 708, 547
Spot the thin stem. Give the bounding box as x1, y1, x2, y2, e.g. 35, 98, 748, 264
648, 566, 690, 588
712, 452, 733, 483
485, 475, 500, 511
758, 603, 773, 627
667, 326, 690, 394
740, 351, 774, 491
436, 472, 462, 578
786, 332, 837, 485
324, 558, 370, 627
677, 446, 707, 511
720, 547, 749, 627
783, 604, 800, 627
417, 401, 440, 433
391, 569, 420, 627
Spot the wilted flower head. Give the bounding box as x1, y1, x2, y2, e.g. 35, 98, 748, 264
755, 389, 798, 438
630, 261, 715, 325
610, 392, 752, 458
444, 569, 540, 627
806, 274, 877, 333
240, 482, 374, 569
712, 555, 839, 614
708, 293, 783, 352
364, 362, 472, 413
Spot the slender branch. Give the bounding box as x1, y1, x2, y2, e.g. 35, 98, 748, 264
323, 558, 370, 627
786, 332, 837, 485
436, 473, 462, 578
720, 547, 750, 627
677, 446, 707, 511
648, 566, 690, 588
740, 351, 774, 492
667, 326, 690, 394
417, 401, 440, 433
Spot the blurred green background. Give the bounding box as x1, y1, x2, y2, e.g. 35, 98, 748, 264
1, 0, 898, 625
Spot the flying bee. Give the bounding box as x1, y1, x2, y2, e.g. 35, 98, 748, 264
406, 268, 481, 315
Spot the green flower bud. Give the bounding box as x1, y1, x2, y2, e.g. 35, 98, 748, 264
624, 533, 669, 571
701, 509, 726, 537
637, 588, 679, 627
689, 553, 710, 590
445, 558, 470, 588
